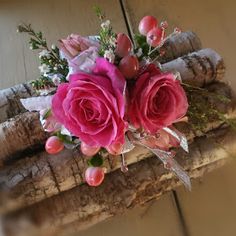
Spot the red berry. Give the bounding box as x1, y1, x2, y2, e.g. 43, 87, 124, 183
45, 136, 64, 154
85, 167, 105, 186
146, 27, 165, 47
115, 33, 132, 58
138, 16, 158, 36
81, 142, 100, 157
118, 55, 139, 79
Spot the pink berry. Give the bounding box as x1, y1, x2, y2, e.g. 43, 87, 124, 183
138, 16, 158, 36
85, 167, 105, 186
118, 55, 139, 79
81, 142, 100, 157
45, 136, 64, 154
146, 27, 165, 47
115, 33, 132, 58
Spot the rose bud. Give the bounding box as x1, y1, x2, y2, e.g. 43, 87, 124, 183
118, 55, 139, 79
59, 34, 99, 59
45, 136, 64, 154
85, 167, 105, 186
115, 33, 132, 58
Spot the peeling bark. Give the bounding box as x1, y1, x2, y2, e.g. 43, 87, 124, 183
162, 48, 225, 86
0, 83, 36, 123
2, 127, 235, 236
159, 31, 202, 63
0, 112, 47, 167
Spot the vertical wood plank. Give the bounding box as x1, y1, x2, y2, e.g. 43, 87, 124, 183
177, 161, 236, 236
0, 0, 127, 89
71, 193, 184, 236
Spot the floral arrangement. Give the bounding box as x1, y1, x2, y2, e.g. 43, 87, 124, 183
18, 9, 230, 190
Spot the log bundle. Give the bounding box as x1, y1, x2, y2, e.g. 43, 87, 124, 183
0, 31, 235, 236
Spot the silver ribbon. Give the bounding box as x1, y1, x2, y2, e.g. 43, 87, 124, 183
127, 128, 191, 191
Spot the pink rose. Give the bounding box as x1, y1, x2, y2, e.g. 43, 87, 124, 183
52, 58, 127, 148
128, 64, 188, 134
59, 34, 99, 60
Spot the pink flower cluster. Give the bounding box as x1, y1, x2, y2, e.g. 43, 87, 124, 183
51, 34, 188, 155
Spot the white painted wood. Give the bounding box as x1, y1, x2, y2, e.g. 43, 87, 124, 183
0, 0, 127, 89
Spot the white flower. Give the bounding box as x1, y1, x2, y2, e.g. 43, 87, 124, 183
51, 44, 56, 50
38, 64, 50, 74
51, 74, 61, 86
101, 20, 111, 29
109, 37, 117, 47
136, 48, 143, 57
39, 49, 50, 59
104, 49, 115, 63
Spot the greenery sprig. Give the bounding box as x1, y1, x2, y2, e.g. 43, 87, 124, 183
17, 23, 69, 91
94, 7, 117, 61
183, 83, 235, 131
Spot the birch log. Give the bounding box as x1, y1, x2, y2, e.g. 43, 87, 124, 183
0, 112, 47, 167
159, 31, 202, 63
0, 82, 235, 214
2, 126, 236, 236
162, 48, 225, 86
0, 31, 201, 123
0, 83, 36, 123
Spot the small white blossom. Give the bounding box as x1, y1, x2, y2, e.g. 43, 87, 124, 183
109, 37, 117, 47
39, 50, 50, 59
136, 48, 143, 57
51, 74, 61, 86
38, 64, 50, 74
51, 44, 56, 50
101, 20, 111, 29
104, 49, 115, 63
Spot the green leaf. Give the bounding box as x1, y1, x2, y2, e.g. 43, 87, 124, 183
87, 154, 104, 167
43, 109, 51, 119
56, 132, 74, 145
134, 34, 150, 56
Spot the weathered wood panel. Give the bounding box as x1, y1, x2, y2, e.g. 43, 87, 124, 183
0, 0, 127, 89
